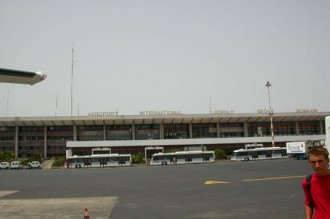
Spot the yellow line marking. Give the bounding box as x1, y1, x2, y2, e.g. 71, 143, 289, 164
242, 175, 306, 182
204, 180, 231, 185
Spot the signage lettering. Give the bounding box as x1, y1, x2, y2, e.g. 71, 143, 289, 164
140, 111, 183, 116
257, 109, 273, 114
296, 108, 317, 113
88, 112, 119, 116
211, 110, 234, 114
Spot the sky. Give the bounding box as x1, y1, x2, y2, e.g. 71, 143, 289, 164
0, 0, 329, 117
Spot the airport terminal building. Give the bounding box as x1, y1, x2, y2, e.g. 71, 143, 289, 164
0, 110, 329, 158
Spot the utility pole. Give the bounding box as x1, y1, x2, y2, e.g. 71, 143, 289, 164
266, 81, 275, 147
71, 42, 74, 116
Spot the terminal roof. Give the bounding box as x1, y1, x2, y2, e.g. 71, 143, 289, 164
0, 112, 329, 126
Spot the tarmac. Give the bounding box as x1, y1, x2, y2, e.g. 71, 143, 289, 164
0, 159, 313, 219
0, 191, 118, 219
1, 157, 117, 219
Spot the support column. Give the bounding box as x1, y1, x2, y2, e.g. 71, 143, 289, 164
320, 120, 323, 134
15, 126, 18, 158
217, 123, 220, 138
132, 124, 135, 140
189, 123, 192, 138
244, 122, 248, 137
73, 125, 77, 141
159, 124, 164, 139
44, 126, 47, 159
295, 121, 300, 135
103, 125, 106, 140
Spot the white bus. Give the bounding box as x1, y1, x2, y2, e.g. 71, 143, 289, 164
150, 151, 215, 165
65, 154, 132, 168
231, 147, 287, 161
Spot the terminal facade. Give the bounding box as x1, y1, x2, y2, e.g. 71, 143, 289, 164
0, 111, 329, 158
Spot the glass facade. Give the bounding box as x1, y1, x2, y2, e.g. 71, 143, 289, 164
0, 126, 15, 153
135, 124, 160, 140
299, 121, 321, 135
219, 123, 244, 138
106, 125, 132, 140
47, 126, 73, 156
164, 124, 189, 139
78, 125, 103, 141
192, 123, 217, 138
17, 126, 44, 158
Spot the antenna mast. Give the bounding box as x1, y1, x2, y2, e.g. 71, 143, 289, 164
71, 42, 74, 116
6, 90, 9, 116
55, 92, 58, 117
209, 95, 212, 113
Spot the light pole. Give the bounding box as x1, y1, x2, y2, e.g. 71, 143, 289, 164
71, 42, 75, 116
266, 81, 275, 147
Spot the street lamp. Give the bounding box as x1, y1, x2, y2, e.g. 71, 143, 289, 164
265, 81, 275, 147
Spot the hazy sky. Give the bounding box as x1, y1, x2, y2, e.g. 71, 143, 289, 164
0, 0, 329, 117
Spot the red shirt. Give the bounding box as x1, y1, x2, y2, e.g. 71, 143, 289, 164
302, 173, 330, 219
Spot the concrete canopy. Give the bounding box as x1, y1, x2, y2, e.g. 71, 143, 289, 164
0, 112, 329, 127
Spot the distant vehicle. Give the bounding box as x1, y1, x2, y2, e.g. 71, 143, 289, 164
0, 162, 10, 170
150, 151, 215, 165
0, 68, 47, 85
231, 147, 287, 161
10, 161, 23, 169
28, 161, 41, 169
286, 141, 312, 160
65, 154, 132, 168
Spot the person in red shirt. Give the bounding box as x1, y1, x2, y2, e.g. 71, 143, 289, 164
302, 146, 330, 219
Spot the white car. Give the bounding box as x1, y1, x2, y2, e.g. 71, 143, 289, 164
10, 161, 23, 169
29, 161, 41, 169
0, 162, 10, 170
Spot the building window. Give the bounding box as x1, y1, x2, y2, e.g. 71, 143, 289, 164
192, 123, 217, 138
164, 124, 189, 139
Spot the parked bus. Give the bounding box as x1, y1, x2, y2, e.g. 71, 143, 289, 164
65, 154, 132, 168
150, 151, 215, 165
231, 147, 287, 161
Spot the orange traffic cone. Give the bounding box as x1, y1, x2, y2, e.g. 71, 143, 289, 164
84, 208, 89, 219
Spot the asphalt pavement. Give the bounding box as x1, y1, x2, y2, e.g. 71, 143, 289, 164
0, 158, 312, 219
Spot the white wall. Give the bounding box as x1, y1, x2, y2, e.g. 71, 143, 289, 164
325, 116, 330, 155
